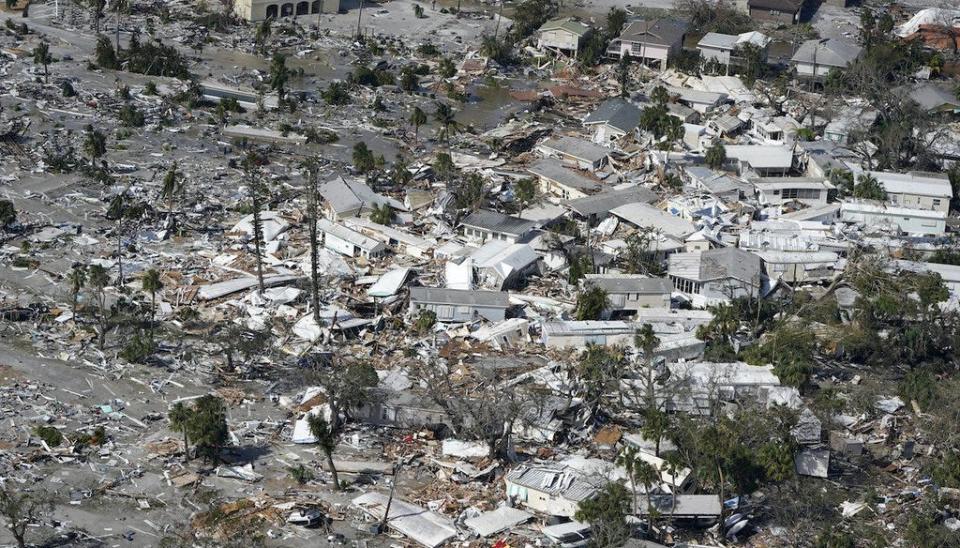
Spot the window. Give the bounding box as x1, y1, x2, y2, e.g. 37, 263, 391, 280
781, 188, 821, 200
934, 199, 942, 207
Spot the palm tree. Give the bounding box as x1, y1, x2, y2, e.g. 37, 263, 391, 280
308, 414, 340, 491
160, 161, 182, 215
633, 460, 659, 532
141, 269, 162, 339
409, 106, 427, 145
241, 152, 266, 295
433, 102, 459, 146
114, 0, 128, 52
68, 265, 86, 320
89, 0, 106, 33
301, 158, 323, 329
168, 402, 192, 460
616, 446, 641, 504
87, 264, 110, 350
32, 41, 52, 84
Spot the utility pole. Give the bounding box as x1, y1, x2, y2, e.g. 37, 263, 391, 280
379, 459, 403, 532
355, 0, 363, 41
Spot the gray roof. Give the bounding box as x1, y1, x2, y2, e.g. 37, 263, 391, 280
635, 494, 722, 517
564, 187, 658, 217
669, 247, 762, 283
583, 98, 642, 133
609, 202, 697, 239
791, 39, 862, 68
319, 175, 404, 215
698, 32, 738, 50
461, 209, 539, 236
539, 18, 592, 37
907, 83, 960, 112
528, 159, 602, 193
539, 136, 610, 164
712, 113, 744, 133
584, 275, 673, 295
748, 0, 802, 12
619, 18, 688, 47
504, 464, 598, 502
408, 286, 510, 308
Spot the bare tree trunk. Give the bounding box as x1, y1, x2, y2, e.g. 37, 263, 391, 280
116, 219, 124, 286
251, 182, 265, 295
307, 171, 322, 327
325, 450, 340, 491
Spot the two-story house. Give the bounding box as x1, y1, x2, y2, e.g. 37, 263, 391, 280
607, 18, 688, 69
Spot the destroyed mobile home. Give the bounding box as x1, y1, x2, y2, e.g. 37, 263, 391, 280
0, 0, 960, 546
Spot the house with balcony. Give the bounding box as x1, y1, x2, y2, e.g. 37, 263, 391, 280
607, 18, 688, 69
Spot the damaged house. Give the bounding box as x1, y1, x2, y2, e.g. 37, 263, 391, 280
408, 286, 511, 323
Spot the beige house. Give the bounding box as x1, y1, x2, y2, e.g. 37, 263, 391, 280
234, 0, 339, 21
537, 18, 592, 59
607, 18, 688, 69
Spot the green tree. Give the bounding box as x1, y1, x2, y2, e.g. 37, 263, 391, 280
83, 124, 107, 163
168, 401, 192, 459
160, 161, 183, 215
433, 101, 460, 145
437, 57, 456, 79
605, 7, 627, 37
650, 85, 669, 106
399, 66, 418, 92
254, 19, 272, 53
269, 52, 290, 102
307, 414, 340, 490
852, 173, 886, 200
141, 268, 162, 339
88, 0, 106, 33
409, 106, 427, 144
705, 140, 726, 170
575, 345, 626, 418
32, 41, 52, 83
0, 200, 15, 228
352, 142, 376, 174
575, 286, 609, 320
241, 152, 267, 295
68, 265, 87, 319
187, 395, 228, 464
369, 203, 393, 225
88, 263, 110, 350
513, 177, 538, 213
574, 482, 631, 548
617, 52, 632, 97
620, 228, 664, 275
0, 483, 54, 548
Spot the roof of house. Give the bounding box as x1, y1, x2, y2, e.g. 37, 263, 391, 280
619, 18, 688, 47
668, 247, 762, 283
635, 494, 722, 517
752, 178, 834, 191
538, 17, 591, 37
316, 218, 386, 251
583, 275, 674, 294
528, 159, 602, 193
906, 83, 960, 111
408, 286, 510, 308
583, 98, 642, 133
609, 202, 697, 239
504, 464, 599, 502
748, 0, 803, 12
698, 32, 738, 50
712, 113, 744, 133
539, 135, 610, 164
461, 209, 539, 236
667, 361, 781, 386
319, 175, 404, 215
865, 170, 953, 198
725, 145, 794, 170
791, 38, 863, 68
841, 198, 949, 219
564, 186, 659, 217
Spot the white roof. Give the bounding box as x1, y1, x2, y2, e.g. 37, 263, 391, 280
317, 218, 386, 251
669, 361, 780, 386
609, 202, 696, 239
735, 30, 771, 47
725, 145, 794, 169
841, 199, 948, 219
352, 492, 456, 547
863, 170, 952, 198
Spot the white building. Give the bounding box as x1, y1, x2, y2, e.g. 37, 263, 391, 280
697, 31, 771, 66
316, 218, 387, 258
863, 170, 952, 213
234, 0, 339, 21
791, 38, 862, 80
840, 199, 947, 236
607, 18, 688, 69
537, 18, 592, 58
753, 178, 833, 207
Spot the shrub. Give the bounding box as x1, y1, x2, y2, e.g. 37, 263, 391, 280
34, 425, 63, 447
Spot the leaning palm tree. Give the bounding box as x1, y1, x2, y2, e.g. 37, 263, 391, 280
160, 161, 183, 215
168, 402, 192, 460
616, 446, 641, 504
433, 101, 460, 146
141, 269, 162, 339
